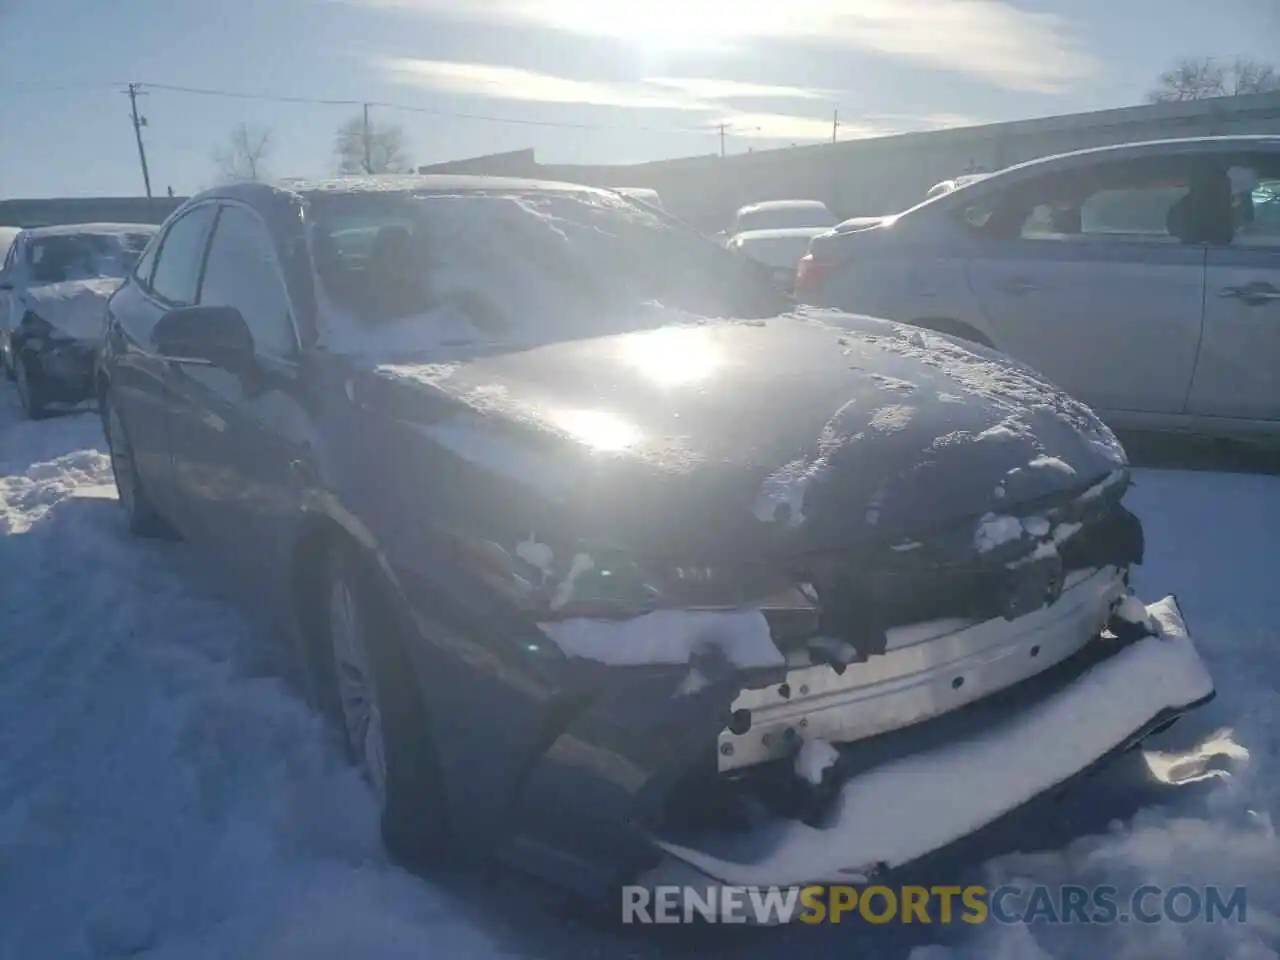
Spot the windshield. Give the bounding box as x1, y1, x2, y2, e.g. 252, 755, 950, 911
25, 231, 152, 284
311, 190, 790, 353
734, 204, 836, 233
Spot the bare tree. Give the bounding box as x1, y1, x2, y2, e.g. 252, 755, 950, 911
1227, 58, 1279, 96
334, 113, 412, 175
1147, 56, 1280, 102
213, 123, 273, 182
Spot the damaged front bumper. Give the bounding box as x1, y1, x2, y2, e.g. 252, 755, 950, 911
638, 595, 1214, 899
20, 334, 96, 402
719, 566, 1128, 771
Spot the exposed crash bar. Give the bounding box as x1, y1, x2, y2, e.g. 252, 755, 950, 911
649, 596, 1213, 890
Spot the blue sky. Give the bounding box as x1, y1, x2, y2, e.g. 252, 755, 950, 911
1, 0, 1277, 198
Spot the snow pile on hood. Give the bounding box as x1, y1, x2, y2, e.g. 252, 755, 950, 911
22, 277, 121, 341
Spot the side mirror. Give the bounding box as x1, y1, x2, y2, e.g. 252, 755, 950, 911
153, 305, 254, 373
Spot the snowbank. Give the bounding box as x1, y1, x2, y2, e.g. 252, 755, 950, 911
0, 396, 506, 959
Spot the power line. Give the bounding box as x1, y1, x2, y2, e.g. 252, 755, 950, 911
0, 77, 747, 137
137, 80, 717, 133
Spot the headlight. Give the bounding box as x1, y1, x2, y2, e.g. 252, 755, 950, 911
452, 535, 817, 620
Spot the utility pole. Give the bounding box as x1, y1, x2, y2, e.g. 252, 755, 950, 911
719, 122, 726, 158
127, 83, 153, 198
362, 102, 373, 174
832, 107, 839, 144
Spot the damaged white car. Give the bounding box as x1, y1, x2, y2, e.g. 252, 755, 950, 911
0, 222, 155, 418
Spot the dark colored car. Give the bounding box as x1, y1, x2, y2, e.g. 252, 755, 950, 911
0, 223, 155, 418
96, 177, 1213, 900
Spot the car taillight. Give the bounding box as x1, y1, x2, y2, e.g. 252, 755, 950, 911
794, 253, 834, 296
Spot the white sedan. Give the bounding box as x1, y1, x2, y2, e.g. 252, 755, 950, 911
796, 135, 1280, 439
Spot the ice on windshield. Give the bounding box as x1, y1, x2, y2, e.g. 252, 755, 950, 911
313, 190, 787, 354
26, 232, 152, 284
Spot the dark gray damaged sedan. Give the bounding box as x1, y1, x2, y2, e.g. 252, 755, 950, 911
95, 176, 1214, 900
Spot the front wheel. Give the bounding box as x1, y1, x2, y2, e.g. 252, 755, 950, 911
320, 543, 455, 868
103, 400, 172, 538
15, 352, 48, 420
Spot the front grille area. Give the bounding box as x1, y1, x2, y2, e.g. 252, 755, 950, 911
769, 473, 1142, 661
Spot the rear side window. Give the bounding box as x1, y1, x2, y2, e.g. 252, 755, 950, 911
150, 206, 216, 305
1219, 155, 1280, 248
972, 155, 1204, 244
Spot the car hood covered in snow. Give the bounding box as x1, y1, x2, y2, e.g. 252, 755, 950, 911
361, 310, 1127, 556
22, 278, 122, 341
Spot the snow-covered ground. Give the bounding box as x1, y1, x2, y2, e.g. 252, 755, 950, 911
0, 386, 1277, 959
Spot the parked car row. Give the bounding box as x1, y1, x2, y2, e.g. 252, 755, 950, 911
80, 172, 1211, 903
0, 222, 157, 418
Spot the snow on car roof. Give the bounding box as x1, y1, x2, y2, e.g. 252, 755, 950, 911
273, 174, 606, 198
735, 199, 830, 214
731, 226, 832, 242
24, 222, 158, 238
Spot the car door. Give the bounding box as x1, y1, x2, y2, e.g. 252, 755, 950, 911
107, 204, 217, 523
1186, 153, 1280, 422
964, 153, 1207, 414
165, 201, 310, 611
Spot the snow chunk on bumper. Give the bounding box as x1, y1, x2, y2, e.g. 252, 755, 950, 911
654, 596, 1213, 888
538, 609, 783, 669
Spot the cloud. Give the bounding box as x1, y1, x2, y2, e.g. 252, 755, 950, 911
382, 58, 699, 110
643, 77, 834, 102
381, 58, 985, 144
352, 0, 1097, 93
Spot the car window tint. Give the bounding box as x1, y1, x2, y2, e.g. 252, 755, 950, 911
198, 205, 296, 357
1020, 181, 1189, 241
1224, 160, 1280, 247
151, 206, 216, 305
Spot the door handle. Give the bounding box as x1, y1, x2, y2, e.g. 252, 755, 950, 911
1001, 277, 1041, 295
1219, 282, 1280, 307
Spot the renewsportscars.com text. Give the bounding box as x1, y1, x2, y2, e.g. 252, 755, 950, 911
622, 884, 1248, 925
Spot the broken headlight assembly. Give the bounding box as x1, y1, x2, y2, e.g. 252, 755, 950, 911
452, 535, 819, 623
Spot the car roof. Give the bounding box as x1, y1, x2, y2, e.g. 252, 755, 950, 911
23, 222, 158, 238
186, 175, 610, 209
997, 135, 1280, 179
736, 199, 830, 214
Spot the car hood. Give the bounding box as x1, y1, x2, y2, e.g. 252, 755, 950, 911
358, 310, 1127, 556
22, 278, 121, 341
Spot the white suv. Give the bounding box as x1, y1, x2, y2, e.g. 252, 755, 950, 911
797, 136, 1280, 438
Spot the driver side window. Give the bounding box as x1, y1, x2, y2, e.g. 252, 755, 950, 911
197, 204, 297, 358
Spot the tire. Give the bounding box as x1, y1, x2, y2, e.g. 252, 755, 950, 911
103, 399, 172, 538
15, 351, 48, 420
319, 541, 455, 867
